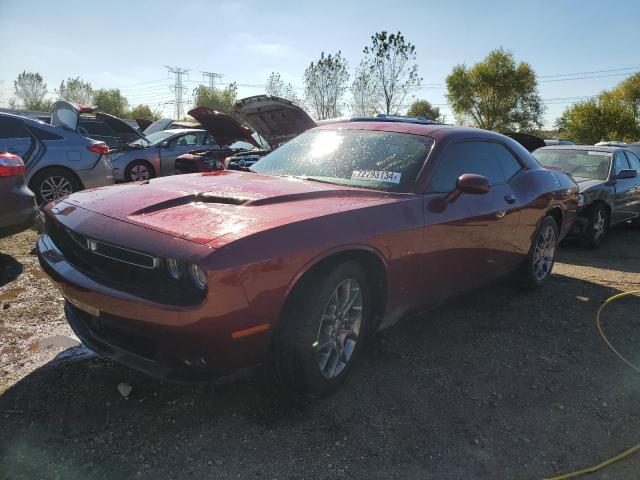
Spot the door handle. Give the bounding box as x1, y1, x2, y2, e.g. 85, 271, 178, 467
504, 194, 516, 204
495, 210, 506, 219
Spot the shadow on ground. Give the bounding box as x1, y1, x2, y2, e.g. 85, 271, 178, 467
0, 253, 23, 288
2, 271, 640, 480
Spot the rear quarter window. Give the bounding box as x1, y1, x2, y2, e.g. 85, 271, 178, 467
30, 125, 65, 141
0, 117, 29, 139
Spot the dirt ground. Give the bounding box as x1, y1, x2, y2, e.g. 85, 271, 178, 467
1, 226, 640, 480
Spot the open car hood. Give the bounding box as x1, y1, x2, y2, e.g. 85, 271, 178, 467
507, 132, 546, 153
234, 95, 317, 149
187, 107, 260, 148
50, 100, 94, 131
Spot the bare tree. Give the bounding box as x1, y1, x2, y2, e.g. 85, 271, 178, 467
304, 51, 349, 120
350, 62, 379, 116
265, 72, 301, 104
13, 71, 50, 110
362, 31, 422, 114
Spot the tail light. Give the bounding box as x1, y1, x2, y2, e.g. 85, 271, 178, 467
0, 152, 25, 177
87, 143, 109, 155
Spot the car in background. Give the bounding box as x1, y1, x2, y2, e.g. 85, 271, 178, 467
0, 111, 114, 204
544, 139, 575, 146
37, 120, 577, 395
533, 145, 640, 247
595, 141, 628, 147
627, 142, 640, 157
0, 152, 38, 238
110, 128, 231, 182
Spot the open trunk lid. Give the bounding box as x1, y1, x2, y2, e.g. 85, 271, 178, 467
50, 100, 93, 132
234, 95, 317, 149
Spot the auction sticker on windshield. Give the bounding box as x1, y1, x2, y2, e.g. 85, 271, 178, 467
351, 170, 401, 184
588, 151, 612, 156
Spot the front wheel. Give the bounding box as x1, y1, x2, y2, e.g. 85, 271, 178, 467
125, 160, 155, 182
270, 261, 371, 396
579, 204, 609, 248
518, 216, 558, 289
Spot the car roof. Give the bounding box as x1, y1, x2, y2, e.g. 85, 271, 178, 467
535, 145, 623, 153
159, 128, 206, 135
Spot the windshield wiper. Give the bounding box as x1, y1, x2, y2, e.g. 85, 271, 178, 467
292, 175, 341, 186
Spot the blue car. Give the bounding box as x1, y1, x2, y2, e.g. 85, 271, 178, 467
0, 101, 114, 204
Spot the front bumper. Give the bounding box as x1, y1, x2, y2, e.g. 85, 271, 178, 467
37, 231, 267, 384
0, 180, 38, 237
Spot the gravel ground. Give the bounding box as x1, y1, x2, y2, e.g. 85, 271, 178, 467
1, 226, 640, 480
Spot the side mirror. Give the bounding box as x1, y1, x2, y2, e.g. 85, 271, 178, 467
443, 173, 491, 204
456, 173, 491, 195
617, 169, 637, 179
159, 141, 169, 148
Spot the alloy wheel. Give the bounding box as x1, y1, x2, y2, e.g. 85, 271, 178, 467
130, 164, 150, 181
593, 210, 606, 240
315, 278, 363, 379
533, 224, 556, 281
40, 176, 73, 202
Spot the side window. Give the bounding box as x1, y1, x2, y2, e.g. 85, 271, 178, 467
169, 133, 198, 147
203, 134, 221, 148
613, 152, 630, 175
429, 141, 522, 192
79, 120, 114, 136
624, 151, 640, 172
0, 117, 29, 139
29, 126, 64, 141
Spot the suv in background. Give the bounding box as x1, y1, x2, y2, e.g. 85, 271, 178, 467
0, 112, 114, 204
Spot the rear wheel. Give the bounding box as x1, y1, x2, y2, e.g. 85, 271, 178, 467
579, 204, 609, 248
518, 216, 558, 289
271, 261, 371, 396
29, 167, 81, 205
125, 160, 155, 182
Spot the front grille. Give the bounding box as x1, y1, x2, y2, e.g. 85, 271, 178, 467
45, 218, 205, 306
175, 157, 198, 173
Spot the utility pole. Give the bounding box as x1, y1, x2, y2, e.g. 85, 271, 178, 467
201, 71, 223, 91
166, 66, 189, 120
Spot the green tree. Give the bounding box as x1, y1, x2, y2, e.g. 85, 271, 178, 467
193, 83, 238, 114
304, 51, 349, 119
407, 99, 440, 121
57, 77, 94, 105
128, 104, 161, 121
264, 72, 301, 104
13, 71, 50, 110
93, 88, 128, 117
611, 72, 640, 122
362, 31, 422, 114
446, 48, 544, 133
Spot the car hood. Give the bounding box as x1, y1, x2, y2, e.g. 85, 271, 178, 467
234, 95, 317, 149
143, 118, 174, 136
95, 112, 146, 144
60, 171, 398, 247
573, 176, 604, 191
187, 107, 260, 148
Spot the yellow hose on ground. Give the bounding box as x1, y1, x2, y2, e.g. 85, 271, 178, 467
544, 290, 640, 480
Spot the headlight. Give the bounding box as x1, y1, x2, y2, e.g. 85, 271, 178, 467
189, 264, 207, 290
166, 258, 183, 280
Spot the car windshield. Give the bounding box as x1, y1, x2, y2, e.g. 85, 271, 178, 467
533, 149, 611, 180
127, 130, 175, 148
250, 129, 433, 192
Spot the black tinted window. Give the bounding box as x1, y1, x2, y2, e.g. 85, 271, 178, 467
624, 151, 640, 171
0, 117, 29, 139
79, 120, 114, 136
430, 141, 522, 192
30, 125, 64, 141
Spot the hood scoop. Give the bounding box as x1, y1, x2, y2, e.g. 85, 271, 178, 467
131, 194, 249, 216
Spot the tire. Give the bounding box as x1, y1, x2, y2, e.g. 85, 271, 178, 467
29, 167, 82, 206
125, 160, 155, 182
518, 215, 559, 289
271, 261, 372, 397
579, 204, 609, 248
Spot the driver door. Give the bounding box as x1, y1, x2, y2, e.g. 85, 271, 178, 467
160, 132, 201, 175
418, 140, 524, 306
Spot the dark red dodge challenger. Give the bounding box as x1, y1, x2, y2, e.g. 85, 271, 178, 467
37, 120, 578, 395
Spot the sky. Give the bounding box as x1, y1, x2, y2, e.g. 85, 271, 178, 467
0, 0, 639, 128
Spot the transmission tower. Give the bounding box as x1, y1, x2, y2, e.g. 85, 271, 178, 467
166, 66, 189, 120
201, 71, 223, 91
